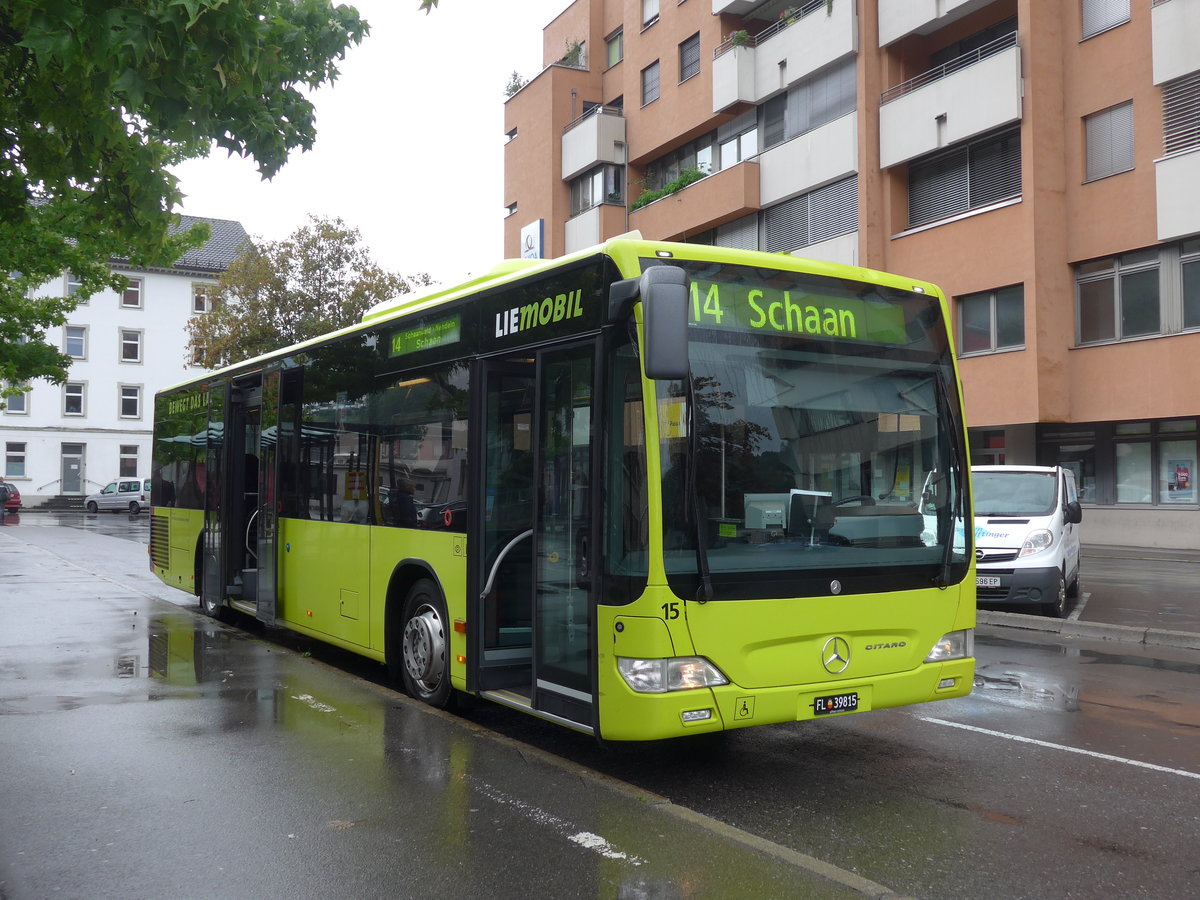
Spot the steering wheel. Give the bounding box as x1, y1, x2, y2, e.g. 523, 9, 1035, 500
833, 495, 875, 507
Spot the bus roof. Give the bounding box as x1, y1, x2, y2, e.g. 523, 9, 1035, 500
158, 233, 945, 395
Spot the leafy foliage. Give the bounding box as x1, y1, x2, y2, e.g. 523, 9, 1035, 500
186, 216, 433, 369
631, 168, 709, 211
0, 0, 368, 396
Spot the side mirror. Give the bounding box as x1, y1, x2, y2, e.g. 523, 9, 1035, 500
1065, 500, 1082, 525
640, 266, 690, 380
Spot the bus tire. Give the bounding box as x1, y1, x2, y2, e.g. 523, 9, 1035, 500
397, 578, 453, 709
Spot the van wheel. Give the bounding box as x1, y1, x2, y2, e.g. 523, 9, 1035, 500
86, 501, 98, 513
395, 579, 454, 709
128, 501, 140, 514
1041, 570, 1067, 618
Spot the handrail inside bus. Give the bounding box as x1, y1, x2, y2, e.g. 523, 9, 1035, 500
480, 529, 533, 600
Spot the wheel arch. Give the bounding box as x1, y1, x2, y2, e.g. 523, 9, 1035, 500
384, 559, 447, 665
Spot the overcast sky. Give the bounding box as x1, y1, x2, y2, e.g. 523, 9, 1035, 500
171, 0, 568, 286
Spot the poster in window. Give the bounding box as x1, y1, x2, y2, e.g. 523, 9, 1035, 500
1167, 459, 1193, 502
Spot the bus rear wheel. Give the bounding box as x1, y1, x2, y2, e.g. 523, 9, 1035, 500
397, 579, 453, 709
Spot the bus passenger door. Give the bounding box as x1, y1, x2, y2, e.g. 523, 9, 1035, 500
255, 369, 281, 624
532, 344, 596, 728
473, 361, 536, 691
200, 382, 227, 609
472, 345, 597, 731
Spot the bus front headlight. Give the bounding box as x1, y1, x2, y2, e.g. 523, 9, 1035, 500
617, 657, 730, 693
924, 629, 974, 663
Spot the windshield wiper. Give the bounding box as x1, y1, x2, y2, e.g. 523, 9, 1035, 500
685, 374, 714, 603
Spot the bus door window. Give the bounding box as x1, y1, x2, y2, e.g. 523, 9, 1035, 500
535, 344, 595, 698
482, 366, 535, 653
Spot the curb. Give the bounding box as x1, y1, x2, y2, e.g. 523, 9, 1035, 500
977, 610, 1200, 651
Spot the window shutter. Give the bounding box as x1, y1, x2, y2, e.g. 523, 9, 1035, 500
808, 176, 858, 243
969, 129, 1022, 205
1081, 0, 1129, 39
1085, 101, 1134, 181
1163, 71, 1200, 156
909, 147, 969, 227
715, 214, 758, 251
764, 196, 809, 253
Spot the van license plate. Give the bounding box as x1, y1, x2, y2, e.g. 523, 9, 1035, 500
813, 692, 858, 715
977, 576, 1001, 588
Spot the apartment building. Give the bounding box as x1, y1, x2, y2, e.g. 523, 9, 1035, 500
2, 216, 247, 507
503, 0, 1200, 549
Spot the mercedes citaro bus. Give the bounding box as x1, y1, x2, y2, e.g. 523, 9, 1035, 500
150, 235, 975, 741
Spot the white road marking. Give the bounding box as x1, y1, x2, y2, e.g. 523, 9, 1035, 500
1067, 590, 1090, 621
919, 716, 1200, 780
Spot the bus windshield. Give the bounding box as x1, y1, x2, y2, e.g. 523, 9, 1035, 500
652, 260, 968, 601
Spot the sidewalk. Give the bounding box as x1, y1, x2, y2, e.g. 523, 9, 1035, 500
976, 543, 1200, 652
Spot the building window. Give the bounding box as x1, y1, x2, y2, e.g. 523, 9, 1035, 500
761, 56, 856, 150
193, 283, 216, 314
763, 176, 858, 253
505, 127, 517, 143
642, 0, 659, 27
1113, 421, 1196, 504
1182, 239, 1200, 330
5, 442, 26, 478
65, 272, 83, 298
119, 444, 139, 477
505, 202, 518, 217
3, 386, 29, 415
64, 325, 87, 359
958, 285, 1025, 354
1085, 101, 1134, 182
717, 109, 759, 171
606, 28, 623, 68
679, 33, 700, 82
570, 164, 624, 217
641, 60, 660, 106
908, 127, 1021, 228
64, 382, 85, 416
120, 329, 143, 363
644, 132, 716, 192
1076, 250, 1159, 344
1163, 70, 1200, 156
121, 277, 143, 308
1081, 0, 1129, 40
119, 385, 142, 419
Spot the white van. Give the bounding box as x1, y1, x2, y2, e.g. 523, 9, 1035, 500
972, 465, 1082, 617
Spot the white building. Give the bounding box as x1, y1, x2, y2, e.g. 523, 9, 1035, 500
2, 216, 247, 507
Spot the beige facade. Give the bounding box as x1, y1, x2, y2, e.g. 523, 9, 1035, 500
503, 0, 1200, 548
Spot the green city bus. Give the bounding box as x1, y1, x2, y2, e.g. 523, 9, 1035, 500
150, 235, 974, 741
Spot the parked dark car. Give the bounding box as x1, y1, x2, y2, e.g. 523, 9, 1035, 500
1, 480, 20, 512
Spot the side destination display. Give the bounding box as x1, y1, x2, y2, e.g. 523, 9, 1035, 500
389, 313, 462, 358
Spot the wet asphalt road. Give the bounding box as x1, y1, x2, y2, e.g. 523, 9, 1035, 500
2, 515, 1199, 899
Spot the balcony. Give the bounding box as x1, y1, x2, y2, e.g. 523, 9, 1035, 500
1156, 149, 1200, 241
712, 0, 856, 113
629, 161, 760, 241
758, 112, 857, 207
879, 34, 1021, 169
561, 106, 626, 182
877, 0, 998, 47
1152, 0, 1200, 86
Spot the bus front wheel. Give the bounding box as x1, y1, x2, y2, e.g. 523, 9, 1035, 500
397, 579, 453, 709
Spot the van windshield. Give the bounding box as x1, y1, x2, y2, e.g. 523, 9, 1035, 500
974, 471, 1057, 517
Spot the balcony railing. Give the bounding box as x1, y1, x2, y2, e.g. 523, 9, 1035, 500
881, 31, 1018, 105
563, 104, 624, 136
713, 0, 827, 59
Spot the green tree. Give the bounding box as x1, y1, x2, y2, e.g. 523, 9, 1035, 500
0, 0, 368, 401
186, 215, 432, 369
